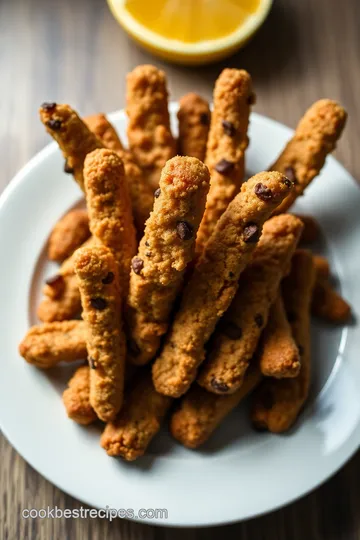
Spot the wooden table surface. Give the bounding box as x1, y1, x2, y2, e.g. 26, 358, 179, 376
1, 0, 359, 538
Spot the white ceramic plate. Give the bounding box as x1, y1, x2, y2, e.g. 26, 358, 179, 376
0, 105, 360, 528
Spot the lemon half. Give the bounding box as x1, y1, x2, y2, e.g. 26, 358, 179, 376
107, 0, 273, 65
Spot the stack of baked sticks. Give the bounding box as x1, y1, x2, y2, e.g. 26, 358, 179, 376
19, 65, 350, 460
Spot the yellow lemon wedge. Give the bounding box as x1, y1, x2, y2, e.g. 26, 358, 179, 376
107, 0, 273, 65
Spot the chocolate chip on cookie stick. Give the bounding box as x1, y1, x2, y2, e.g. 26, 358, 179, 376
74, 245, 126, 423
259, 294, 301, 379
251, 250, 315, 433
198, 214, 303, 394
171, 364, 262, 449
126, 65, 176, 190
63, 365, 97, 425
84, 149, 137, 299
39, 103, 103, 191
196, 69, 254, 254
101, 372, 172, 461
271, 99, 347, 215
127, 156, 210, 365
177, 93, 211, 161
152, 171, 294, 398
48, 209, 90, 262
85, 114, 154, 234
19, 320, 87, 368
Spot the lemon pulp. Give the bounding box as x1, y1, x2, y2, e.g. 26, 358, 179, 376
124, 0, 262, 43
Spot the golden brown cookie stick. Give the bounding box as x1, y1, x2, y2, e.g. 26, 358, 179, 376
101, 373, 172, 461
271, 99, 347, 214
84, 149, 136, 299
259, 294, 301, 378
294, 214, 321, 244
313, 255, 330, 280
74, 245, 126, 422
39, 103, 103, 191
63, 365, 97, 425
251, 250, 315, 433
126, 65, 176, 190
85, 114, 154, 234
18, 320, 87, 368
177, 93, 211, 161
127, 156, 210, 365
38, 237, 96, 322
152, 171, 293, 398
171, 365, 262, 449
48, 209, 90, 262
198, 214, 303, 394
196, 69, 254, 253
312, 278, 351, 323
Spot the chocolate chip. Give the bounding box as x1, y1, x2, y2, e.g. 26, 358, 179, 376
132, 257, 144, 275
247, 93, 256, 106
45, 274, 64, 287
211, 378, 229, 393
222, 322, 242, 340
154, 188, 161, 198
215, 159, 234, 175
145, 241, 150, 247
145, 251, 152, 257
229, 272, 235, 278
222, 120, 236, 137
88, 357, 97, 369
102, 271, 114, 284
200, 112, 210, 125
41, 102, 56, 111
46, 119, 62, 130
260, 389, 274, 410
243, 223, 260, 243
284, 166, 298, 185
90, 297, 107, 310
255, 183, 273, 201
298, 345, 304, 356
176, 221, 193, 240
255, 313, 263, 328
128, 339, 141, 357
64, 159, 74, 174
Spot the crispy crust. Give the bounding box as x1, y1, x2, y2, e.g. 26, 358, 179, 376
152, 171, 293, 398
48, 209, 90, 262
63, 365, 97, 425
177, 93, 210, 161
198, 214, 303, 394
84, 113, 124, 153
126, 156, 210, 365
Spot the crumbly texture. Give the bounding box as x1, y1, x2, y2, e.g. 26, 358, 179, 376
85, 114, 153, 235
126, 65, 176, 190
48, 209, 90, 262
312, 277, 351, 323
126, 156, 210, 365
63, 365, 97, 425
84, 149, 137, 299
259, 294, 301, 378
152, 171, 293, 398
101, 373, 172, 461
294, 214, 321, 244
198, 214, 303, 394
196, 69, 254, 254
177, 93, 210, 161
74, 245, 126, 423
18, 320, 87, 368
171, 365, 262, 449
251, 250, 315, 433
39, 103, 103, 191
271, 99, 347, 214
38, 237, 95, 322
313, 255, 330, 280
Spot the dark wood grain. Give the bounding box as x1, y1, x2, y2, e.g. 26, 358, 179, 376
1, 0, 359, 538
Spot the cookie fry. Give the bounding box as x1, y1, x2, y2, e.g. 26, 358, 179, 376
19, 320, 87, 368
126, 65, 176, 190
251, 250, 315, 433
312, 278, 351, 323
177, 93, 210, 161
294, 214, 321, 244
101, 373, 172, 461
63, 365, 97, 425
84, 149, 137, 299
127, 156, 210, 365
271, 99, 347, 214
48, 209, 90, 262
259, 294, 301, 378
74, 245, 126, 423
171, 365, 262, 449
313, 255, 330, 280
152, 171, 293, 398
198, 214, 303, 394
196, 69, 254, 253
39, 103, 103, 191
84, 113, 124, 153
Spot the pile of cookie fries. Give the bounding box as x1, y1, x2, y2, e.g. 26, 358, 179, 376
19, 65, 351, 461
